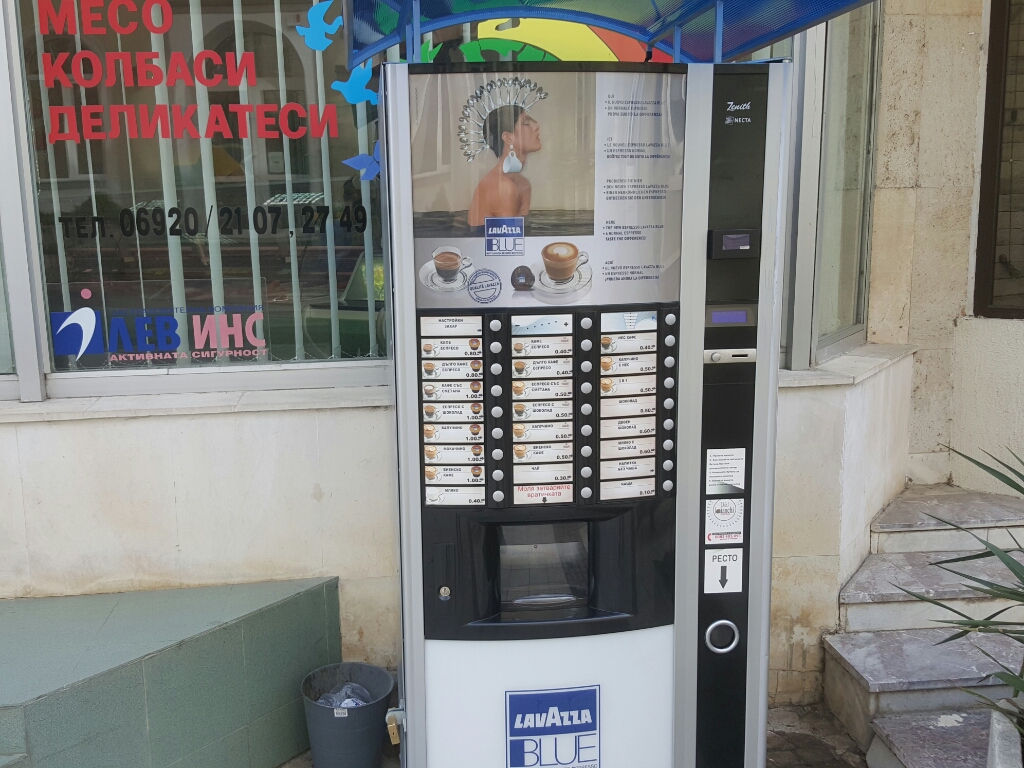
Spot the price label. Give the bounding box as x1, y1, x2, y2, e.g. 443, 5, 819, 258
600, 396, 658, 418
599, 457, 656, 480
424, 466, 486, 485
599, 437, 657, 459
511, 400, 574, 422
420, 337, 483, 358
510, 442, 574, 463
598, 374, 658, 398
599, 416, 657, 439
512, 463, 575, 485
600, 477, 657, 500
511, 379, 574, 400
511, 357, 574, 379
424, 487, 486, 506
420, 359, 483, 380
423, 444, 486, 464
422, 381, 484, 402
422, 424, 483, 443
597, 332, 658, 355
511, 421, 575, 442
598, 354, 658, 376
510, 336, 573, 357
422, 403, 484, 423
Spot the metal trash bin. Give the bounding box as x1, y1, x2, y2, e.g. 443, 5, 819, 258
302, 662, 395, 768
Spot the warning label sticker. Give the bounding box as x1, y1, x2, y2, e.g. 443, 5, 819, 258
706, 448, 746, 494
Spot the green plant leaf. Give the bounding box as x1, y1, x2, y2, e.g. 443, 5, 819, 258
895, 584, 973, 619
982, 449, 1024, 487
949, 446, 1024, 496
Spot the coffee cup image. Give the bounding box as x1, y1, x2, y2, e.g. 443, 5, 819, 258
600, 356, 614, 372
422, 342, 434, 355
423, 425, 436, 439
541, 242, 589, 283
427, 490, 443, 503
512, 341, 527, 355
471, 444, 484, 456
424, 404, 437, 418
471, 402, 483, 415
471, 466, 483, 478
469, 338, 481, 350
423, 384, 436, 398
470, 381, 482, 393
470, 360, 482, 372
431, 246, 471, 283
513, 403, 527, 418
513, 360, 528, 376
424, 466, 437, 480
512, 423, 527, 438
601, 336, 613, 350
424, 445, 438, 460
600, 377, 614, 393
422, 362, 436, 376
513, 444, 528, 459
511, 381, 527, 396
470, 423, 482, 435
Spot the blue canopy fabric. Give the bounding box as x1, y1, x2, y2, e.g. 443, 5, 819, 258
344, 0, 871, 67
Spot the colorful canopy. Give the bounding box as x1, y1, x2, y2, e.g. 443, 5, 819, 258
346, 0, 871, 66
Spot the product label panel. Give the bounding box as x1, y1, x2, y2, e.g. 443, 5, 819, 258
510, 336, 573, 357
513, 484, 574, 505
511, 442, 574, 463
512, 463, 575, 485
600, 477, 657, 500
421, 381, 484, 401
600, 395, 658, 418
599, 437, 657, 459
598, 354, 658, 375
421, 359, 484, 380
423, 444, 486, 464
511, 400, 574, 422
599, 416, 657, 439
601, 310, 659, 332
510, 315, 574, 336
422, 424, 484, 443
420, 338, 483, 358
424, 466, 485, 485
511, 379, 574, 400
422, 403, 484, 422
511, 357, 574, 379
600, 457, 657, 479
420, 316, 483, 336
598, 374, 658, 397
598, 332, 658, 355
425, 486, 486, 506
705, 498, 745, 544
511, 421, 575, 443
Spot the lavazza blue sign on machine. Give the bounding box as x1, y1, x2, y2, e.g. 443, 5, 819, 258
381, 61, 789, 768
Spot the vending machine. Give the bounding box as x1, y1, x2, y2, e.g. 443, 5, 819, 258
381, 61, 789, 768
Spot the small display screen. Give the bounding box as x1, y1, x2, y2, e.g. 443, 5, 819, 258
712, 310, 749, 324
722, 233, 751, 251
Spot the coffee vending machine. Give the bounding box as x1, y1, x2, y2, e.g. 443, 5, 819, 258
381, 62, 789, 768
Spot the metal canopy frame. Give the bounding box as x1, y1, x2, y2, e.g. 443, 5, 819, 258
343, 0, 873, 67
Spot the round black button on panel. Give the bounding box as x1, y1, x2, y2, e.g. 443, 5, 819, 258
705, 620, 740, 654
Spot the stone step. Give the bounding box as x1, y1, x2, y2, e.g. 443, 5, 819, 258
840, 551, 1024, 631
823, 628, 1020, 751
872, 484, 1024, 554
866, 711, 988, 768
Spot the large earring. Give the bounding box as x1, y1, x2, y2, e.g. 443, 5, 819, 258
503, 143, 523, 173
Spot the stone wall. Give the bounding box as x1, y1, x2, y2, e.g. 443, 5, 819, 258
866, 0, 985, 484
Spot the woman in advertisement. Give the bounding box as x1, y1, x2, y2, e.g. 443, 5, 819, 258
467, 105, 542, 226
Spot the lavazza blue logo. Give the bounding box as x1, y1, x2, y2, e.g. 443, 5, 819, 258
506, 686, 599, 768
485, 217, 525, 257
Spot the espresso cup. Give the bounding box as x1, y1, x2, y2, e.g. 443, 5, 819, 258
470, 381, 482, 393
432, 246, 470, 282
423, 384, 435, 397
541, 242, 589, 283
471, 466, 483, 477
423, 425, 435, 439
601, 336, 612, 350
514, 403, 526, 417
600, 356, 613, 372
513, 444, 528, 458
469, 338, 481, 350
470, 424, 481, 435
470, 360, 482, 372
472, 445, 483, 456
471, 403, 483, 414
423, 362, 435, 376
513, 342, 525, 354
424, 404, 436, 418
600, 378, 613, 393
513, 423, 526, 438
424, 446, 438, 459
512, 381, 526, 396
513, 361, 527, 374
422, 343, 433, 355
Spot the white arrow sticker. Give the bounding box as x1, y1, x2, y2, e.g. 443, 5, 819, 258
704, 548, 743, 594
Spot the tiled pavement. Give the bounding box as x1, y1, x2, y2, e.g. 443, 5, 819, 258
768, 705, 867, 768
284, 704, 863, 768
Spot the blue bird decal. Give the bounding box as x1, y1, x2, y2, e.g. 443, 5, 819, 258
331, 63, 378, 105
343, 141, 380, 181
296, 0, 342, 52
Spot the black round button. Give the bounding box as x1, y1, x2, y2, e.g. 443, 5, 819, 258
705, 620, 740, 654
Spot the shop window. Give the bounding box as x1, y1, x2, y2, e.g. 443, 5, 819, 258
976, 0, 1024, 317
16, 0, 387, 372
812, 4, 878, 359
